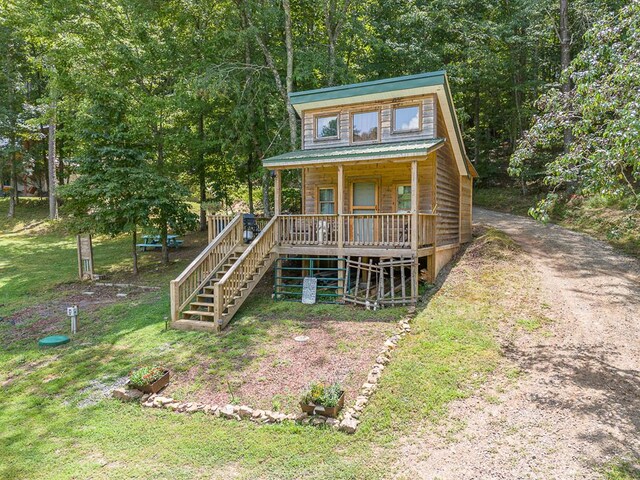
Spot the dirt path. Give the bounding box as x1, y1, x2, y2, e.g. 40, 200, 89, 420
397, 208, 640, 479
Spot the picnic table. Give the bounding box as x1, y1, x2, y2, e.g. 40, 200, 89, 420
137, 234, 183, 251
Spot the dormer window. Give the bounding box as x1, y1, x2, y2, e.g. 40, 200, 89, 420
393, 105, 421, 133
352, 111, 379, 143
315, 114, 339, 139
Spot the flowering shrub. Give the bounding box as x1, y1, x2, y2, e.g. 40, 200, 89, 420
129, 365, 166, 389
301, 381, 343, 407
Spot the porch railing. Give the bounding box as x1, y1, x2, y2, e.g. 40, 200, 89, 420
418, 213, 437, 247
274, 213, 435, 248
278, 214, 339, 245
207, 214, 272, 243
207, 214, 235, 243
343, 213, 412, 247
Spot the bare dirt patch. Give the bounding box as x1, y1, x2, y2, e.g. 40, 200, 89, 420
0, 283, 146, 343
164, 314, 397, 412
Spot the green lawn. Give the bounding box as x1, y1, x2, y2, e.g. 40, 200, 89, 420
1, 199, 543, 479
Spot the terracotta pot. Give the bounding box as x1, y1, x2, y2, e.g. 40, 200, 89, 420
300, 391, 345, 418
134, 370, 170, 394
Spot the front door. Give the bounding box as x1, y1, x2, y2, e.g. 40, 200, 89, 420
352, 182, 377, 243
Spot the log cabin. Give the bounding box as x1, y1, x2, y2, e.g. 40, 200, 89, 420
170, 71, 477, 332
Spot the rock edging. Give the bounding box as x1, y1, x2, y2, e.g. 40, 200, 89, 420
112, 312, 414, 434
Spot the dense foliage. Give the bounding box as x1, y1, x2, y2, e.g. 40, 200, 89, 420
0, 0, 636, 238
511, 1, 640, 217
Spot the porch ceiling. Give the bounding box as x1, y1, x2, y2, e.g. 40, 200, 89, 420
263, 138, 445, 169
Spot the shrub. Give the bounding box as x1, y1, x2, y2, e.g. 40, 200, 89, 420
301, 381, 343, 407
129, 365, 166, 389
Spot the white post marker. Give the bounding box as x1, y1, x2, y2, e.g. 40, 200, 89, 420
67, 305, 79, 334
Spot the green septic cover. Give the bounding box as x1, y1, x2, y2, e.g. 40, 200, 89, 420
38, 335, 70, 347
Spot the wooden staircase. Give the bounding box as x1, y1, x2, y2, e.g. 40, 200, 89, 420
170, 215, 279, 332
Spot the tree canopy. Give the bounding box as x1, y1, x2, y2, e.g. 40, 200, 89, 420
1, 0, 637, 248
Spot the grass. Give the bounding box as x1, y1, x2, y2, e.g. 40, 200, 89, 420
0, 199, 547, 479
603, 459, 640, 480
474, 187, 640, 257
474, 186, 545, 216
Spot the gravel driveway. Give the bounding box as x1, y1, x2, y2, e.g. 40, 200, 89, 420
398, 207, 640, 479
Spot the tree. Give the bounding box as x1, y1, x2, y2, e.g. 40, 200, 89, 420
60, 145, 197, 274
510, 1, 640, 216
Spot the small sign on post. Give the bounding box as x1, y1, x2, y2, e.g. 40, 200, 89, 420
301, 277, 317, 305
67, 305, 79, 334
77, 234, 94, 280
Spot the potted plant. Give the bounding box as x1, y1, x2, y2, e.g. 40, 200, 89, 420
300, 381, 345, 418
128, 365, 170, 394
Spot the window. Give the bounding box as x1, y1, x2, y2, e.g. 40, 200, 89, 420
393, 105, 420, 133
316, 114, 339, 139
352, 111, 379, 142
396, 185, 411, 211
318, 187, 335, 214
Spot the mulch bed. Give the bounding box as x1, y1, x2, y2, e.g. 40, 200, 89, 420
164, 316, 397, 412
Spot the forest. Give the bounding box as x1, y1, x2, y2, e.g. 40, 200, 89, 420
1, 0, 638, 246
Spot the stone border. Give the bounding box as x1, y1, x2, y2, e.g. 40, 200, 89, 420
113, 312, 414, 434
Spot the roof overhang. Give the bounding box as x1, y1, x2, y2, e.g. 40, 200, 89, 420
287, 71, 476, 178
263, 139, 445, 169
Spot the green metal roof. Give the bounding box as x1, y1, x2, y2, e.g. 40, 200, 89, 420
289, 71, 446, 106
263, 138, 445, 168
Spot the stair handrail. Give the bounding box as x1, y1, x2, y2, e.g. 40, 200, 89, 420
170, 214, 243, 322
214, 215, 278, 324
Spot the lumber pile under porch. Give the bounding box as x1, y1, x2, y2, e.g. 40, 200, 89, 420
342, 256, 416, 308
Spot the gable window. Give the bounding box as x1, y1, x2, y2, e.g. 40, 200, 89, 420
318, 187, 335, 214
393, 105, 420, 133
352, 111, 379, 142
396, 185, 412, 212
316, 114, 339, 139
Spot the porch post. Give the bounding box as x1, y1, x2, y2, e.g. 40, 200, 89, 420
337, 164, 345, 296
337, 164, 344, 249
274, 169, 282, 216
411, 160, 419, 302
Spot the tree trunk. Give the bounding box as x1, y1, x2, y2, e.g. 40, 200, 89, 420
473, 87, 480, 163
57, 130, 65, 186
161, 222, 169, 265
8, 147, 16, 218
324, 0, 350, 86
282, 0, 298, 149
247, 154, 254, 214
262, 171, 271, 217
198, 112, 207, 231
156, 126, 169, 265
560, 0, 572, 151
132, 228, 139, 275
240, 0, 298, 149
48, 108, 57, 219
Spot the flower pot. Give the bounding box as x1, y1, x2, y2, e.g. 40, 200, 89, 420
133, 370, 170, 394
300, 391, 345, 418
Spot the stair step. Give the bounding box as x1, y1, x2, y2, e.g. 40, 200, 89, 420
173, 319, 218, 332
197, 293, 216, 299
183, 310, 216, 318
190, 302, 215, 308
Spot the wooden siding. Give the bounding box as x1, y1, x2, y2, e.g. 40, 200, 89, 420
435, 102, 460, 246
460, 175, 473, 243
302, 156, 435, 215
302, 94, 436, 150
